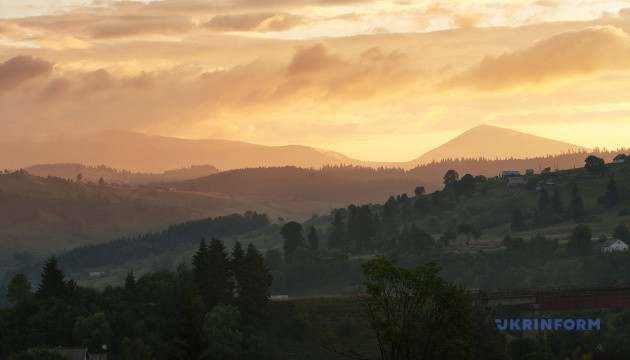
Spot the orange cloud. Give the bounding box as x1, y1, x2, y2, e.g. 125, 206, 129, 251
0, 55, 54, 93
452, 12, 485, 29
287, 42, 339, 76
442, 26, 630, 91
205, 12, 304, 32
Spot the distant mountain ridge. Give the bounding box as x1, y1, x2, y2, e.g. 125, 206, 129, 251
0, 125, 592, 173
405, 124, 590, 167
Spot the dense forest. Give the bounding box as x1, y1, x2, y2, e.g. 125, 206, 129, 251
163, 149, 629, 204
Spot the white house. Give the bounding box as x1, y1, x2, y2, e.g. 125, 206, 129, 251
601, 238, 629, 252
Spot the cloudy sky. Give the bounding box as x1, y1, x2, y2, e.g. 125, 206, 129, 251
1, 0, 630, 161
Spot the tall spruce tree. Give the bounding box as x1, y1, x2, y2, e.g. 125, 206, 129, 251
238, 243, 273, 327
37, 256, 67, 299
124, 270, 137, 303
569, 183, 586, 222
604, 176, 621, 208
551, 187, 563, 215
232, 240, 245, 297
192, 238, 234, 309
328, 210, 346, 249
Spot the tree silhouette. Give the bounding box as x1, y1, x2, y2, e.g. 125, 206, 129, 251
37, 256, 67, 299
551, 187, 563, 215
511, 209, 525, 232
327, 210, 346, 249
281, 221, 304, 264
569, 184, 586, 222
603, 176, 620, 208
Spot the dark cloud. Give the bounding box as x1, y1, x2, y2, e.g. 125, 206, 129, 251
205, 12, 304, 32
0, 55, 54, 93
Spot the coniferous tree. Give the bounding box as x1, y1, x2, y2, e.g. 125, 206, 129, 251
208, 238, 235, 307
551, 187, 563, 215
280, 221, 304, 264
569, 183, 586, 222
231, 241, 245, 297
124, 270, 137, 303
382, 196, 399, 238
307, 225, 319, 250
604, 176, 621, 208
238, 243, 273, 327
37, 256, 67, 299
328, 210, 346, 249
192, 238, 234, 309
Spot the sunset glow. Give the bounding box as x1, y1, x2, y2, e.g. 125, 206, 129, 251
1, 0, 629, 161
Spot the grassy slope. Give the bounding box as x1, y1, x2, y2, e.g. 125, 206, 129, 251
0, 173, 342, 257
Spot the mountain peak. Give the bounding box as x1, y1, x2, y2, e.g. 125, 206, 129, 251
408, 124, 590, 166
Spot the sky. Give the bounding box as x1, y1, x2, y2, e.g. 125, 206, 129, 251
1, 0, 630, 161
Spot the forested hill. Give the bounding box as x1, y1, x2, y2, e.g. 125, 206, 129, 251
2, 211, 271, 286
24, 163, 220, 185
163, 149, 629, 203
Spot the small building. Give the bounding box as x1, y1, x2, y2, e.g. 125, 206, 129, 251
525, 169, 534, 175
270, 295, 289, 300
507, 176, 526, 187
535, 181, 546, 190
579, 173, 593, 180
502, 170, 521, 177
541, 167, 551, 174
89, 271, 105, 277
545, 179, 556, 186
601, 238, 629, 252
613, 154, 629, 164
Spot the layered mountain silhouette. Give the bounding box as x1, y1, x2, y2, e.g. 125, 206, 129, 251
405, 124, 590, 167
0, 125, 590, 173
0, 130, 361, 173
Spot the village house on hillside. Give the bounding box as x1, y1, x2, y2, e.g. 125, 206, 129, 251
502, 170, 521, 177
507, 176, 526, 188
526, 169, 534, 175
601, 238, 629, 252
613, 154, 629, 164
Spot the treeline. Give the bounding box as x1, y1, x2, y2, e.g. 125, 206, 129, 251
3, 211, 270, 284
24, 163, 220, 185
1, 237, 272, 359
166, 166, 419, 204
161, 149, 630, 205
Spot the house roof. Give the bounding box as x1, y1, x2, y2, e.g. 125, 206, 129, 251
507, 177, 525, 184
502, 171, 521, 176
613, 154, 628, 160
601, 238, 627, 247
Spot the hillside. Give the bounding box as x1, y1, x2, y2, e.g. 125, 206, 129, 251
0, 173, 341, 256
161, 150, 629, 204
406, 124, 590, 166
25, 163, 220, 185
